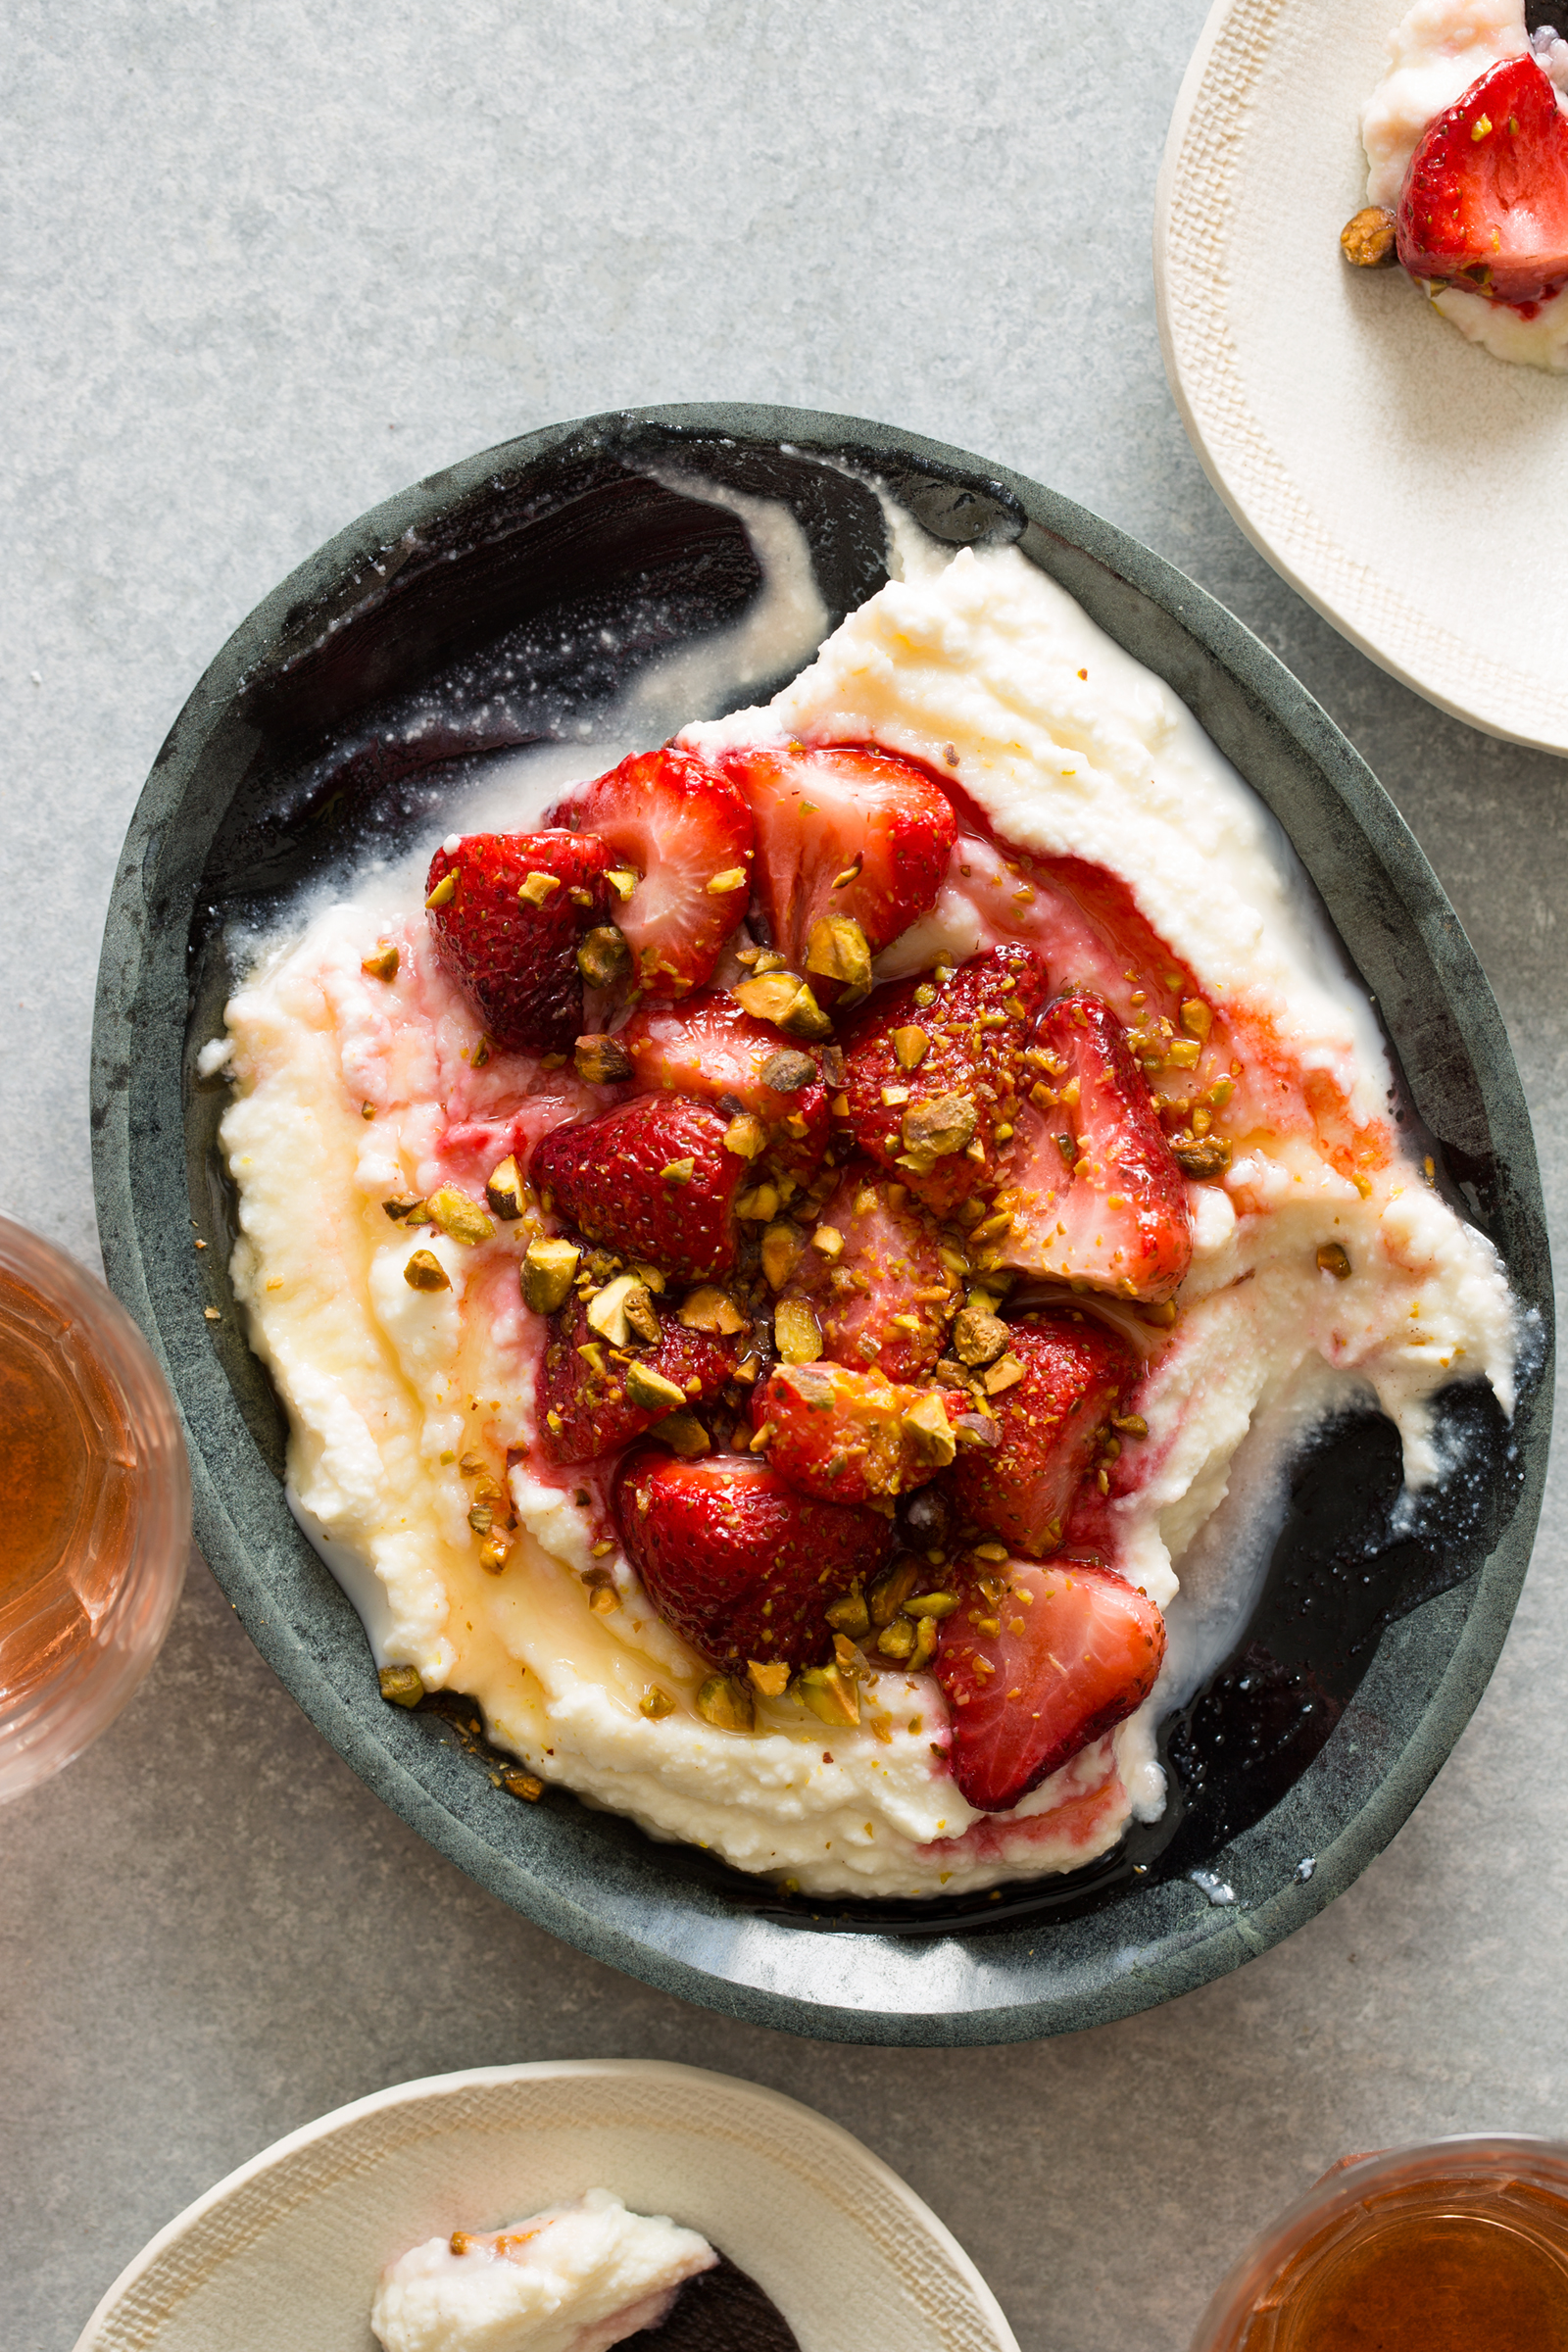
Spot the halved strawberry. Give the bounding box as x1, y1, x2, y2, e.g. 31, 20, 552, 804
424, 830, 612, 1054
1397, 54, 1568, 308
752, 1360, 960, 1504
719, 743, 957, 986
617, 991, 828, 1173
779, 1167, 960, 1380
935, 1556, 1166, 1812
613, 1448, 892, 1673
550, 747, 753, 998
836, 946, 1051, 1215
535, 1287, 742, 1465
945, 1308, 1135, 1555
995, 989, 1191, 1301
530, 1095, 746, 1280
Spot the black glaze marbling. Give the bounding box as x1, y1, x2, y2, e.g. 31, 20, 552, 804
91, 405, 1553, 2044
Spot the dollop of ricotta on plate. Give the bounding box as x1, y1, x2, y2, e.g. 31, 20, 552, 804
370, 2189, 715, 2352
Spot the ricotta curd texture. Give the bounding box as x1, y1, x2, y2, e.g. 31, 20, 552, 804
370, 2189, 714, 2352
1361, 0, 1568, 369
217, 527, 1518, 1899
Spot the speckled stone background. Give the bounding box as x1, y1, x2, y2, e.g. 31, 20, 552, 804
2, 6, 1564, 2347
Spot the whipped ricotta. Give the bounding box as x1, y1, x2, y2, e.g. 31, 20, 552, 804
218, 522, 1518, 1899
1361, 0, 1568, 370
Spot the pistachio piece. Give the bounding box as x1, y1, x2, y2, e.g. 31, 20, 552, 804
902, 1392, 956, 1467
772, 1298, 823, 1364
426, 1184, 495, 1246
707, 864, 748, 894
500, 1766, 544, 1800
404, 1249, 452, 1292
983, 1353, 1026, 1396
824, 1588, 871, 1639
1172, 1134, 1233, 1180
747, 1658, 791, 1699
805, 913, 872, 991
677, 1286, 749, 1336
1180, 997, 1213, 1042
875, 1617, 917, 1661
621, 1282, 662, 1346
362, 941, 400, 982
723, 1112, 768, 1159
516, 869, 562, 906
382, 1195, 425, 1222
378, 1663, 424, 1706
652, 1408, 710, 1457
425, 870, 458, 909
586, 1272, 644, 1347
697, 1674, 756, 1733
905, 1590, 959, 1619
952, 1304, 1009, 1368
574, 1031, 632, 1085
577, 925, 631, 987
1341, 204, 1397, 267
661, 1156, 696, 1186
477, 1531, 513, 1573
810, 1224, 844, 1260
733, 970, 833, 1039
901, 1091, 978, 1164
1316, 1241, 1352, 1281
605, 866, 638, 902
588, 1584, 621, 1614
735, 1181, 780, 1223
624, 1360, 689, 1414
796, 1663, 860, 1726
891, 1023, 930, 1070
639, 1686, 676, 1719
760, 1052, 817, 1101
909, 1614, 940, 1671
521, 1236, 581, 1314
868, 1556, 922, 1628
760, 1221, 806, 1292
484, 1155, 528, 1220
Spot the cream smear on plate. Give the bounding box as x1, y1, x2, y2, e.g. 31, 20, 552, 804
1361, 0, 1568, 369
215, 491, 1518, 1899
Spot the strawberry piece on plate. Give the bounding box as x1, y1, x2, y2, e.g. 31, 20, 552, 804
778, 1167, 960, 1380
946, 1308, 1136, 1555
551, 747, 753, 998
935, 1556, 1166, 1812
1397, 53, 1568, 308
614, 1448, 892, 1673
424, 830, 612, 1055
995, 988, 1191, 1301
753, 1359, 960, 1504
530, 1095, 746, 1280
535, 1287, 742, 1465
836, 946, 1051, 1215
720, 743, 957, 987
617, 990, 829, 1173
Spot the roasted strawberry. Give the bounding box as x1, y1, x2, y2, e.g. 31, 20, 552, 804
996, 989, 1191, 1301
617, 991, 828, 1173
778, 1168, 960, 1380
945, 1308, 1135, 1555
1397, 54, 1568, 308
535, 1287, 742, 1464
720, 743, 957, 988
614, 1448, 891, 1673
753, 1360, 960, 1503
424, 830, 612, 1054
836, 946, 1051, 1215
550, 746, 753, 998
936, 1556, 1166, 1812
530, 1095, 746, 1280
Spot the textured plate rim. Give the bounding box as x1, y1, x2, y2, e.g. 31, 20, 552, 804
69, 2057, 1021, 2352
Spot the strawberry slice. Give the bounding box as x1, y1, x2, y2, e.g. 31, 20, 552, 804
836, 946, 1051, 1215
719, 743, 957, 986
530, 1095, 746, 1280
614, 1448, 892, 1673
945, 1309, 1136, 1555
617, 990, 828, 1173
535, 1286, 742, 1465
752, 1360, 960, 1504
778, 1167, 960, 1380
995, 989, 1191, 1301
551, 747, 753, 998
1397, 54, 1568, 308
935, 1556, 1166, 1812
424, 830, 612, 1054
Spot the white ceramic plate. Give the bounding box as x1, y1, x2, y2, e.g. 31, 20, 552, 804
71, 2059, 1019, 2352
1154, 0, 1568, 753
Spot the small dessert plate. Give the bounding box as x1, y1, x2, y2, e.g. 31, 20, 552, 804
1155, 0, 1568, 753
70, 2059, 1019, 2352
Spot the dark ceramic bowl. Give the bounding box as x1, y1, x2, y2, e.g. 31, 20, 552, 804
92, 405, 1553, 2045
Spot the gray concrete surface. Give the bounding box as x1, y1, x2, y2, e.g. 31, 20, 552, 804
2, 5, 1564, 2347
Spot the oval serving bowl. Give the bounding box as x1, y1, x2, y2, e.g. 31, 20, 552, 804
91, 404, 1553, 2045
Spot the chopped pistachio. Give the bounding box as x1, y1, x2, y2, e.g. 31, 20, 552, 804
773, 1298, 823, 1363
621, 1282, 662, 1346
477, 1531, 513, 1574
902, 1392, 956, 1467
825, 1588, 871, 1639
831, 851, 863, 891
576, 925, 631, 987
748, 1658, 792, 1699
500, 1766, 544, 1799
1165, 1037, 1201, 1069
723, 1112, 768, 1159
869, 1556, 922, 1627
735, 1180, 781, 1223
459, 1450, 487, 1474
639, 1686, 676, 1719
425, 869, 458, 909
605, 867, 638, 902
470, 1036, 491, 1069
517, 869, 563, 906
952, 1304, 1008, 1367
1111, 1412, 1150, 1438
1141, 1299, 1179, 1328
706, 865, 748, 894
697, 1674, 756, 1732
1316, 1241, 1352, 1282
1340, 204, 1398, 266
982, 1353, 1025, 1396
733, 969, 833, 1039
652, 1408, 710, 1458
892, 1024, 930, 1070
404, 1249, 451, 1292
909, 1615, 940, 1671
362, 941, 400, 982
810, 1224, 845, 1259
876, 1616, 917, 1661
382, 1195, 425, 1222
521, 1236, 581, 1313
677, 1285, 749, 1336
624, 1360, 689, 1414
1172, 1134, 1232, 1179
805, 912, 873, 990
760, 1047, 817, 1093
574, 1032, 632, 1085
1180, 998, 1212, 1042
378, 1663, 424, 1707
971, 1540, 1009, 1564
484, 1155, 528, 1220
901, 1091, 977, 1165
426, 1184, 495, 1246
796, 1663, 860, 1726
588, 1584, 620, 1614
661, 1156, 696, 1186
760, 1221, 806, 1292
586, 1273, 644, 1347
905, 1590, 959, 1619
